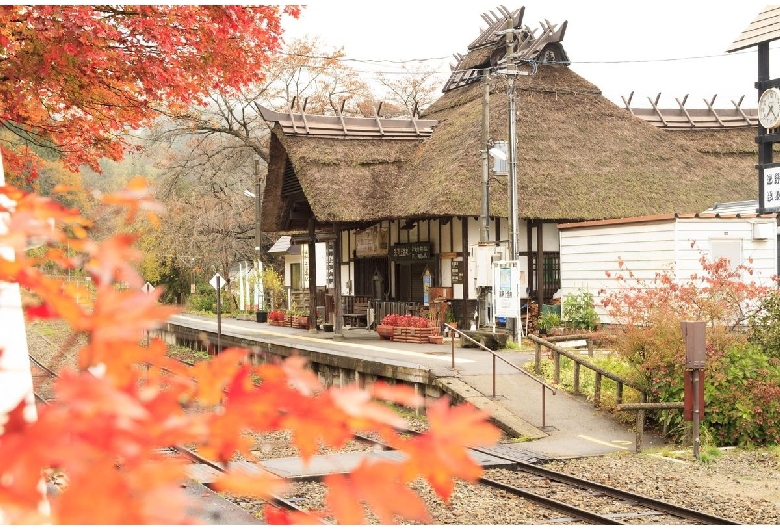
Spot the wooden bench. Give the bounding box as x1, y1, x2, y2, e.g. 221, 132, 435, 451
343, 300, 370, 328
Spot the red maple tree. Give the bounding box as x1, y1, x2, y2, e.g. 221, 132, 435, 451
0, 6, 502, 524
0, 5, 298, 181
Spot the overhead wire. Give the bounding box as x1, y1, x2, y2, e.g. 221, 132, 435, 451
273, 44, 773, 81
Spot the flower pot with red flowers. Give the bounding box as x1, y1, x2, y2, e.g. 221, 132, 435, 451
268, 309, 286, 326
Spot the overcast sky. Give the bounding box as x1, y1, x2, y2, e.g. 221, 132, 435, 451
281, 1, 777, 109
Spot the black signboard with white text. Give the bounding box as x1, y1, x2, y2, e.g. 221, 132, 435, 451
389, 242, 431, 262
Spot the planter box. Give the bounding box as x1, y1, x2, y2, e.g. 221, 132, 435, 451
269, 320, 284, 327
428, 335, 443, 344
393, 327, 438, 343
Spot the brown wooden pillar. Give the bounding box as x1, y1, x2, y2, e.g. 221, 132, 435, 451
333, 223, 344, 341
308, 218, 317, 333
536, 220, 544, 308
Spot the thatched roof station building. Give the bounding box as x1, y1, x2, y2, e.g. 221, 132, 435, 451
258, 5, 760, 335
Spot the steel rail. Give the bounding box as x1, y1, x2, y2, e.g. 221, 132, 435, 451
478, 475, 624, 524
172, 445, 329, 523
470, 448, 740, 525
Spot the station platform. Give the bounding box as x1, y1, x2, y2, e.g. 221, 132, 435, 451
167, 313, 666, 461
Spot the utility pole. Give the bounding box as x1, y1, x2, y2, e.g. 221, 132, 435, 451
478, 69, 491, 329
254, 156, 261, 253
480, 70, 490, 243
504, 17, 520, 343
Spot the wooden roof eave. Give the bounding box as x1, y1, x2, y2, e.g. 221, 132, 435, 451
255, 103, 437, 140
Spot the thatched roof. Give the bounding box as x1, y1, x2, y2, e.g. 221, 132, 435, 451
260, 31, 759, 233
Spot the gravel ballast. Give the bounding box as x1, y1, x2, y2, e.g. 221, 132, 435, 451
24, 319, 780, 524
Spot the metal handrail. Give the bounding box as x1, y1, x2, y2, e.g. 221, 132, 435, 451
445, 324, 556, 428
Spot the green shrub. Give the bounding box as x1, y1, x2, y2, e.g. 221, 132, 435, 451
562, 289, 600, 331
537, 312, 561, 332
187, 291, 217, 313
704, 342, 780, 446
748, 291, 780, 358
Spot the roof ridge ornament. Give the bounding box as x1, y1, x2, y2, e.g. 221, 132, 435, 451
443, 6, 568, 93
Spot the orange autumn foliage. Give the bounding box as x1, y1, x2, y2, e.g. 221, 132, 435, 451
0, 181, 503, 524
0, 6, 503, 521
0, 5, 300, 181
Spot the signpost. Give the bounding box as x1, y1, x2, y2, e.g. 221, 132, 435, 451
681, 321, 706, 460
210, 273, 225, 354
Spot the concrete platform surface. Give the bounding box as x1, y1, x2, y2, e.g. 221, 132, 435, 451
167, 313, 666, 461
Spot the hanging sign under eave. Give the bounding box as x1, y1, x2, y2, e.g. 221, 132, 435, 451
355, 226, 389, 257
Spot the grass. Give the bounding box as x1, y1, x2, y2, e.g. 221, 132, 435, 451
647, 444, 722, 463
166, 344, 211, 364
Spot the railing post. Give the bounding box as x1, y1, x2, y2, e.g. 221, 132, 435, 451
636, 408, 644, 453
594, 373, 602, 407
451, 325, 455, 369
573, 362, 580, 394
492, 354, 496, 398
542, 387, 546, 429
617, 381, 623, 404
639, 392, 647, 446
587, 338, 593, 357
553, 351, 560, 384
534, 342, 541, 372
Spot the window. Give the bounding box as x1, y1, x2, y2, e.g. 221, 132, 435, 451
290, 262, 302, 290
530, 252, 561, 302
710, 240, 742, 269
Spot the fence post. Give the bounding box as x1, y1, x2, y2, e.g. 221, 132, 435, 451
573, 362, 580, 394
534, 342, 541, 372
638, 392, 647, 451
617, 381, 623, 404
553, 351, 560, 384
594, 372, 602, 407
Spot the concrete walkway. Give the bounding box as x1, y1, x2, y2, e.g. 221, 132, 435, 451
168, 313, 665, 459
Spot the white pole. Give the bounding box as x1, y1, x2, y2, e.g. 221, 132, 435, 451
245, 262, 251, 310
0, 149, 37, 423
0, 151, 47, 522
238, 262, 245, 311
258, 260, 264, 310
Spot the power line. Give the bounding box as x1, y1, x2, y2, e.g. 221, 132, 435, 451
277, 44, 769, 73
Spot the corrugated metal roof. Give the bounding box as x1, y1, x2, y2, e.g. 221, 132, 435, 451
727, 5, 780, 52
701, 199, 762, 214
559, 201, 777, 229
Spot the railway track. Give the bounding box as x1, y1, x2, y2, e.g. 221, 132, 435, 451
28, 330, 60, 404
349, 432, 739, 524
25, 344, 749, 524
478, 458, 740, 525
166, 445, 329, 524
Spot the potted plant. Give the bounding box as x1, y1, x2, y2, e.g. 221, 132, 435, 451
538, 311, 561, 336
256, 300, 269, 323
268, 309, 285, 326
261, 267, 286, 312
377, 314, 401, 340
386, 314, 436, 343
444, 306, 457, 337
